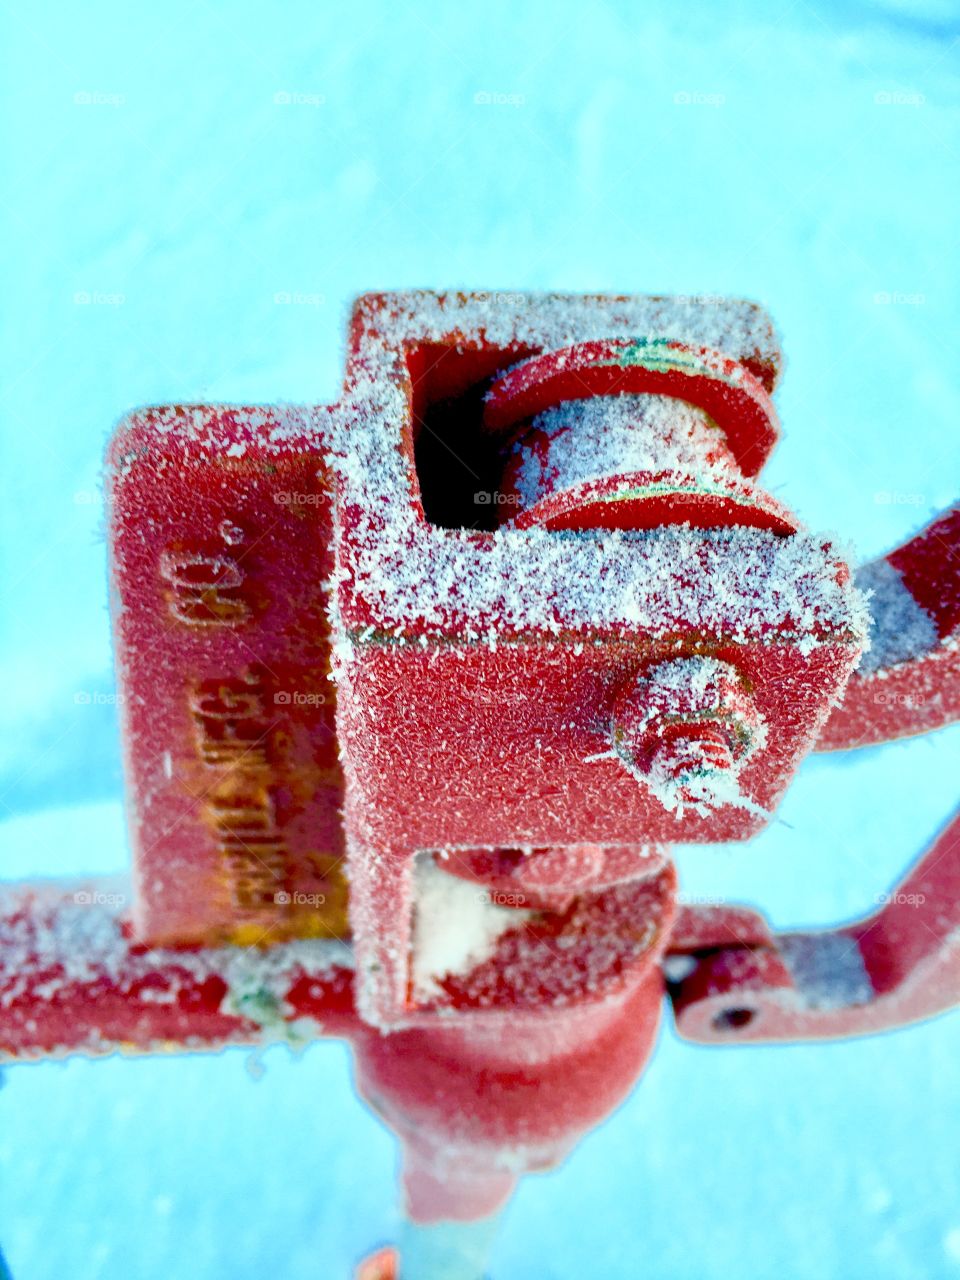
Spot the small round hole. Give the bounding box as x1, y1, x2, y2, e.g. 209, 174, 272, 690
712, 1006, 756, 1032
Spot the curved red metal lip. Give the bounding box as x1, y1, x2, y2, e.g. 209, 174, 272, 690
506, 471, 799, 535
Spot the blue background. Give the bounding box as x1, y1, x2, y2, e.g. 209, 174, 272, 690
1, 2, 959, 1276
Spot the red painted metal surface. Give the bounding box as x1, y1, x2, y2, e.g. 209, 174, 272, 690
3, 292, 959, 1266
668, 807, 960, 1041
817, 506, 960, 750
0, 880, 356, 1058
487, 342, 797, 536
106, 405, 347, 949
332, 297, 862, 1028
0, 871, 672, 1224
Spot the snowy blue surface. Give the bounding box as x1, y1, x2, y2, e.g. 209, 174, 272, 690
2, 2, 960, 1276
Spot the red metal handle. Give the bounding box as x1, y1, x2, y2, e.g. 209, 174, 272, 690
667, 805, 960, 1042
818, 505, 960, 750
0, 878, 356, 1060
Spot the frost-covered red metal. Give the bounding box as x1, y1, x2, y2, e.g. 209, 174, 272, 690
331, 293, 864, 1028
2, 292, 958, 1274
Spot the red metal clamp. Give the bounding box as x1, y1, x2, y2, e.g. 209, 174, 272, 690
2, 292, 958, 1278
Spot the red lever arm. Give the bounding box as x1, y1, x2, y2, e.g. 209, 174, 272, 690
817, 505, 960, 750
668, 805, 960, 1042
0, 878, 357, 1060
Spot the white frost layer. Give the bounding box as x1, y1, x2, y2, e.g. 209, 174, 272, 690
0, 879, 353, 1018
411, 857, 532, 998
856, 558, 938, 676
608, 656, 770, 818
346, 292, 783, 378
336, 511, 865, 645
777, 932, 874, 1011
503, 393, 729, 511
645, 744, 769, 821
